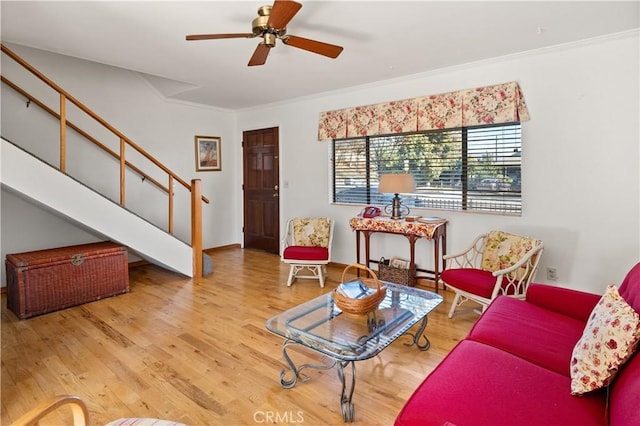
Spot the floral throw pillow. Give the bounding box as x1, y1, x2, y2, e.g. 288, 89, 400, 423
480, 230, 540, 276
292, 218, 331, 248
570, 284, 640, 395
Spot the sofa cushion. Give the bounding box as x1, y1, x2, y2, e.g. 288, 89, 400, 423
610, 350, 640, 426
394, 340, 607, 426
619, 262, 640, 313
609, 261, 640, 426
526, 283, 601, 322
467, 296, 587, 376
570, 285, 640, 395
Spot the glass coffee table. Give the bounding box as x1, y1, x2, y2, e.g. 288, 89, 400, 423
265, 282, 443, 422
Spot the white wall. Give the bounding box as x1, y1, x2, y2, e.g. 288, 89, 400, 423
2, 33, 638, 294
1, 44, 241, 275
236, 31, 640, 295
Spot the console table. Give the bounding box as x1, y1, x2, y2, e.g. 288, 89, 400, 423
349, 217, 447, 292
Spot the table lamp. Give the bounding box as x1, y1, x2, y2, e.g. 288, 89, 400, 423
379, 173, 416, 220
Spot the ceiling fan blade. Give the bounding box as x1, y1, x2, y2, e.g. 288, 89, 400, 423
248, 43, 271, 66
186, 33, 254, 41
268, 0, 302, 29
283, 35, 343, 58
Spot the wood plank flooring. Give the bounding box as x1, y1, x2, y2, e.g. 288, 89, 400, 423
1, 248, 479, 425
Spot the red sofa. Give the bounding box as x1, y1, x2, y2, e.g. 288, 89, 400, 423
395, 263, 640, 426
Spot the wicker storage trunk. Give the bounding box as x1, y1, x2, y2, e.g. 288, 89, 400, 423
5, 241, 129, 319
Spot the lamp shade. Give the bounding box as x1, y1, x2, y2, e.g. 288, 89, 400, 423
379, 173, 416, 194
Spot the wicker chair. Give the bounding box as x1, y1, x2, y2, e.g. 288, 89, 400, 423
442, 230, 544, 318
281, 217, 334, 288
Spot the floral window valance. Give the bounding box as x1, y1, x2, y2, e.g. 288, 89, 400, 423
317, 81, 530, 140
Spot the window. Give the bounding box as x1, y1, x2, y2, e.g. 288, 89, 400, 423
332, 123, 522, 214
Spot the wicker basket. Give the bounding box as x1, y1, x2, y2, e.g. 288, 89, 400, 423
334, 264, 387, 315
378, 257, 416, 287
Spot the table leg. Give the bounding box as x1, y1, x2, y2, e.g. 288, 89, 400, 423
279, 340, 336, 389
363, 231, 371, 271
279, 340, 358, 422
440, 225, 448, 291
432, 224, 448, 293
433, 229, 440, 293
407, 234, 417, 286
403, 316, 431, 351
355, 230, 361, 278
337, 360, 356, 422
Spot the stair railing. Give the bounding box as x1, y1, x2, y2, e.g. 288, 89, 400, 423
1, 43, 208, 277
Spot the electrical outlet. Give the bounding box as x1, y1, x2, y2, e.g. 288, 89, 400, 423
546, 267, 558, 281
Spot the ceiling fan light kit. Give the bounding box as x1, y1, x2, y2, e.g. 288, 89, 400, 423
185, 0, 343, 66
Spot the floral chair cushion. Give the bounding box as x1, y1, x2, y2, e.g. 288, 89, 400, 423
480, 230, 540, 276
292, 217, 331, 248
570, 284, 640, 395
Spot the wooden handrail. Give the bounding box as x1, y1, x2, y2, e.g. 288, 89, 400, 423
1, 76, 169, 195
0, 44, 209, 204
1, 43, 206, 277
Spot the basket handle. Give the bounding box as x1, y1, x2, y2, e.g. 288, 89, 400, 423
341, 263, 381, 287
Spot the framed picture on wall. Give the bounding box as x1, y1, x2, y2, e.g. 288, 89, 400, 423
195, 135, 221, 172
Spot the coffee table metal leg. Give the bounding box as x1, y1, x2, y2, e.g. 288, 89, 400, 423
337, 360, 356, 422
403, 316, 431, 350
279, 340, 358, 422
279, 340, 337, 389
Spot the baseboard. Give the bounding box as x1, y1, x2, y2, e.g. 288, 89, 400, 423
127, 244, 241, 270
416, 277, 445, 292
128, 259, 149, 268
328, 261, 349, 270
204, 244, 241, 254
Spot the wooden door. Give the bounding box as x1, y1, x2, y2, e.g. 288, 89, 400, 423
242, 127, 280, 254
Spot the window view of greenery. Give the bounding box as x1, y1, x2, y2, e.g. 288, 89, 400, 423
332, 124, 522, 214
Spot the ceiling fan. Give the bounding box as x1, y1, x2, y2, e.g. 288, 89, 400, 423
186, 0, 344, 66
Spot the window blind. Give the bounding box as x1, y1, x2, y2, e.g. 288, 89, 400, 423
332, 123, 522, 214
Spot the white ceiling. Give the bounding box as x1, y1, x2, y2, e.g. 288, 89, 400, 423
1, 1, 638, 110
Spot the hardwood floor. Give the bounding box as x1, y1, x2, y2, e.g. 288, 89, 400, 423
1, 248, 479, 425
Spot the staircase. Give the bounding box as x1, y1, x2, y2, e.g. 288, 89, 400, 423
1, 138, 194, 276
1, 44, 208, 278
